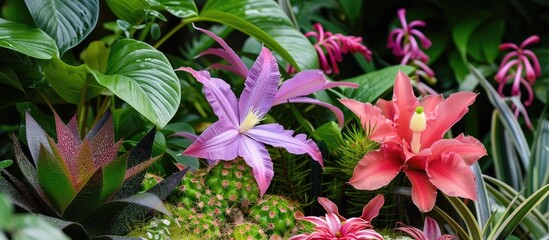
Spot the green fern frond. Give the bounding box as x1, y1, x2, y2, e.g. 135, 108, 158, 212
269, 148, 313, 205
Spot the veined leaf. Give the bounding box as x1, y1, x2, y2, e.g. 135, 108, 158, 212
343, 65, 415, 103
198, 0, 318, 71
156, 0, 198, 18
24, 0, 99, 54
90, 39, 181, 128
106, 0, 148, 24
37, 145, 77, 213
0, 19, 58, 59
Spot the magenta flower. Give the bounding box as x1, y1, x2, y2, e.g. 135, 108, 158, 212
396, 217, 457, 240
194, 25, 358, 127
340, 71, 487, 212
303, 23, 372, 75
387, 8, 436, 91
495, 35, 541, 129
291, 195, 384, 240
178, 47, 324, 195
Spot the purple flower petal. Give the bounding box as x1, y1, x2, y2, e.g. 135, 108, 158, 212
183, 120, 240, 160
238, 136, 274, 195
194, 25, 248, 78
273, 70, 357, 105
423, 217, 442, 240
246, 123, 323, 166
238, 47, 280, 119
177, 67, 240, 126
284, 97, 345, 128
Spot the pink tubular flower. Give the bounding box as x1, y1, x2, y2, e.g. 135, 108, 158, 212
303, 23, 372, 75
495, 35, 541, 129
291, 195, 385, 240
396, 217, 457, 240
194, 25, 358, 128
388, 8, 436, 91
340, 71, 487, 212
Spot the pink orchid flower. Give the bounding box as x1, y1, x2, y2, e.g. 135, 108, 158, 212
495, 35, 541, 129
195, 26, 358, 128
300, 23, 372, 75
396, 217, 457, 240
388, 8, 436, 93
291, 195, 385, 240
177, 47, 324, 196
340, 71, 487, 212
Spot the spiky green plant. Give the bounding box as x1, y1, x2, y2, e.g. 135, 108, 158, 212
0, 111, 188, 239
248, 194, 298, 237
206, 158, 260, 208
230, 222, 267, 240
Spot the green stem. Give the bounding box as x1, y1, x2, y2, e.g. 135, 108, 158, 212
77, 77, 89, 137
153, 17, 198, 49
90, 96, 111, 128
138, 22, 152, 42
37, 91, 55, 114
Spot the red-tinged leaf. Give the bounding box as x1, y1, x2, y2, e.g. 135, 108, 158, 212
63, 168, 104, 222
124, 155, 161, 181
74, 140, 96, 190
66, 115, 80, 139
55, 114, 83, 181
101, 152, 128, 202
87, 112, 119, 168
86, 110, 111, 139
37, 144, 77, 213
26, 112, 51, 165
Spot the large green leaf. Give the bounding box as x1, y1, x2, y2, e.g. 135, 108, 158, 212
0, 67, 23, 92
156, 0, 198, 18
451, 12, 490, 61
90, 39, 181, 128
467, 17, 505, 63
106, 0, 148, 24
43, 56, 103, 104
198, 0, 318, 71
0, 20, 58, 59
37, 145, 77, 213
24, 0, 99, 54
312, 121, 342, 153
343, 65, 415, 103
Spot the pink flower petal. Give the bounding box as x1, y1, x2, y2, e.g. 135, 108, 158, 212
421, 91, 477, 148
423, 217, 442, 240
430, 135, 487, 165
325, 213, 342, 235
238, 136, 274, 195
404, 169, 437, 212
183, 120, 240, 161
318, 197, 345, 221
396, 225, 429, 240
194, 25, 248, 78
349, 144, 402, 190
340, 99, 398, 142
177, 67, 239, 126
360, 194, 385, 223
246, 123, 323, 166
427, 152, 478, 201
238, 47, 280, 119
392, 71, 420, 143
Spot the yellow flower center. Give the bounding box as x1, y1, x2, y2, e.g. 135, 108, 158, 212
239, 108, 264, 133
410, 106, 426, 153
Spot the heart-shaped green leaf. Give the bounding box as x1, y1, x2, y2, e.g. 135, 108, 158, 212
0, 20, 58, 59
24, 0, 99, 54
198, 0, 318, 71
90, 39, 181, 128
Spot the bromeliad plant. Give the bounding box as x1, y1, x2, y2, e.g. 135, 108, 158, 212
0, 111, 188, 239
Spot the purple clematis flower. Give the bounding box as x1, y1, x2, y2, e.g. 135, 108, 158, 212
194, 25, 358, 128
495, 35, 541, 129
177, 47, 324, 195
